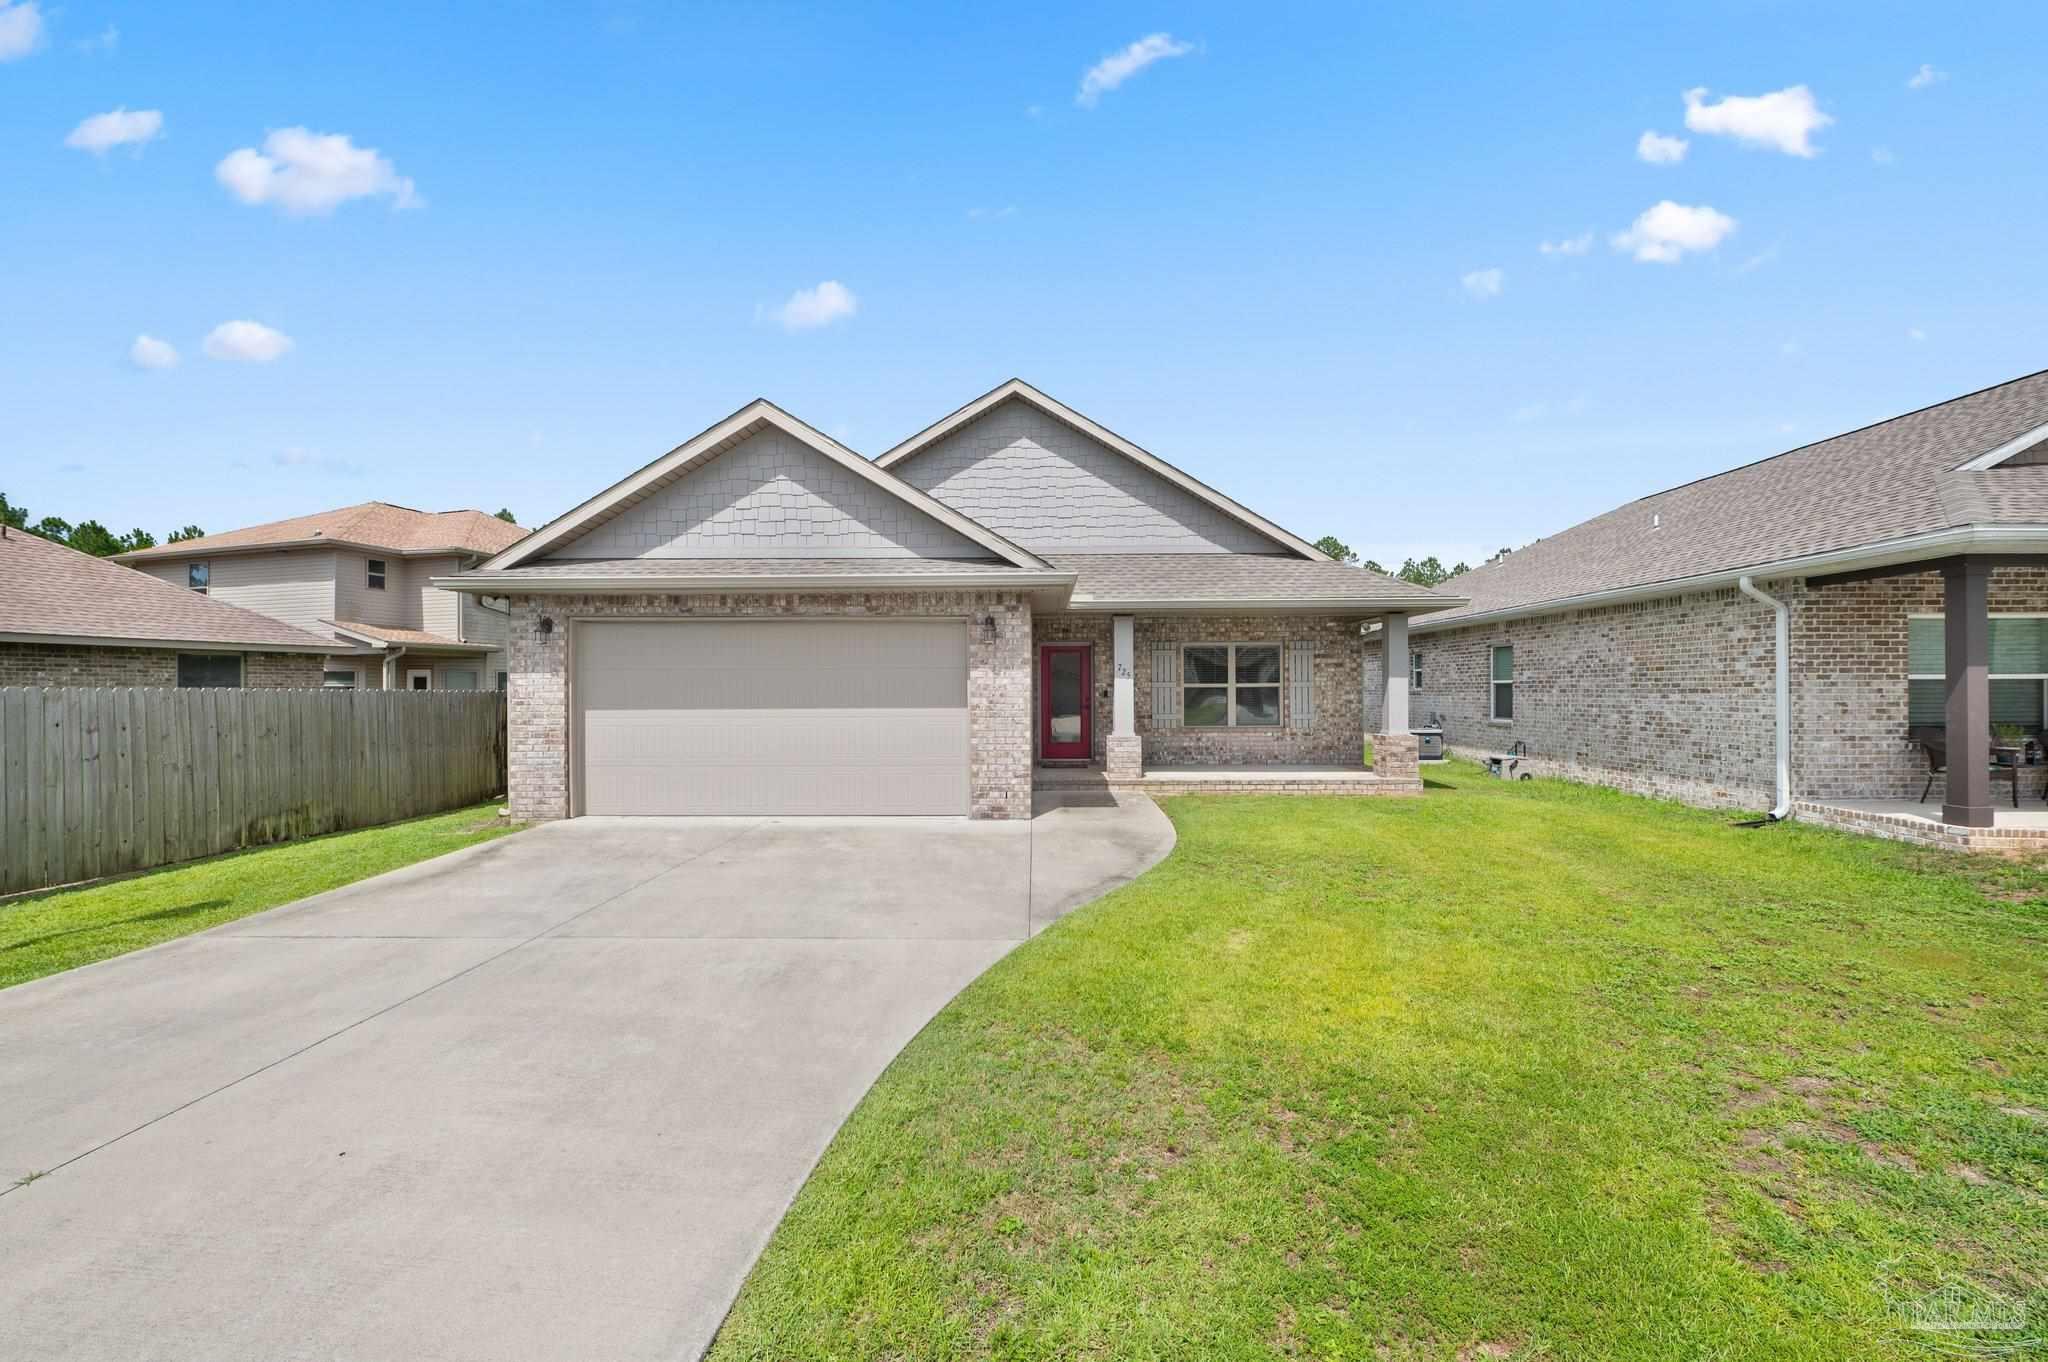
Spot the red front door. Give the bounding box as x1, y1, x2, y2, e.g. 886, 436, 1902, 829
1040, 644, 1093, 761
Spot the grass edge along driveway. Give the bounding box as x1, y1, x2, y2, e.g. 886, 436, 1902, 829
1, 802, 520, 990
708, 763, 2047, 1362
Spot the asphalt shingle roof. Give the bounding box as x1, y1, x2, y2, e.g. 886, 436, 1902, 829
488, 557, 1035, 580
1427, 369, 2048, 625
0, 529, 340, 652
1048, 553, 1459, 608
119, 502, 528, 561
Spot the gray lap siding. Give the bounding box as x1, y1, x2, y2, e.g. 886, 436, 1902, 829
504, 590, 1034, 822
1033, 612, 1367, 767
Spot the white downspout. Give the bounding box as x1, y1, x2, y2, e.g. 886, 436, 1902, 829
1738, 576, 1792, 820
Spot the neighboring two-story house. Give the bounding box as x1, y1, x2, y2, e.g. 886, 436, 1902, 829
115, 503, 528, 691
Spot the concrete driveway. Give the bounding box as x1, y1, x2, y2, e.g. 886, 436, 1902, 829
0, 792, 1173, 1362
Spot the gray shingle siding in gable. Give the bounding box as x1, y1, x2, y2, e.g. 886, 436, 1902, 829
895, 398, 1284, 554
558, 429, 987, 560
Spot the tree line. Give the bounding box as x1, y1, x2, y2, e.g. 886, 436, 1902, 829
0, 492, 203, 557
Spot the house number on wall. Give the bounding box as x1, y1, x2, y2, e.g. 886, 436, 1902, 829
1115, 661, 1132, 678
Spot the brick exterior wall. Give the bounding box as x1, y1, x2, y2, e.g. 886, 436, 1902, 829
1032, 613, 1368, 767
0, 643, 323, 689
503, 591, 1034, 822
1372, 566, 2048, 811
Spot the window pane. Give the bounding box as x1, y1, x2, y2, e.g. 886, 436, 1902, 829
1908, 678, 1946, 726
496, 671, 509, 692
1410, 651, 1423, 688
1235, 686, 1280, 726
1185, 646, 1230, 685
1493, 680, 1514, 720
1907, 617, 1944, 675
177, 654, 242, 689
322, 670, 356, 689
1990, 618, 2048, 675
1492, 646, 1514, 682
188, 562, 209, 592
1184, 686, 1228, 726
444, 669, 479, 691
1991, 678, 2042, 727
367, 559, 387, 589
1236, 646, 1280, 683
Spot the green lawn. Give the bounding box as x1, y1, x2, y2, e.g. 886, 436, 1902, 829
0, 803, 520, 990
709, 763, 2046, 1362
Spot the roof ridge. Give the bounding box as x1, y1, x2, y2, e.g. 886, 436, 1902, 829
1633, 365, 2048, 505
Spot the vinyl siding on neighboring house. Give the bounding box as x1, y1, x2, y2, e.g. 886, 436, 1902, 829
415, 555, 463, 637
332, 550, 412, 628
137, 550, 339, 636
461, 590, 510, 650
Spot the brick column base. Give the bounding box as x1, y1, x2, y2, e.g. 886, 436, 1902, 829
1106, 733, 1144, 780
1371, 732, 1421, 788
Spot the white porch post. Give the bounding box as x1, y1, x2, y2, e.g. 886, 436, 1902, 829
1106, 614, 1142, 779
1379, 613, 1410, 735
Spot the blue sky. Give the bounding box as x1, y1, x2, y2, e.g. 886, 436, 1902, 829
4, 3, 2043, 568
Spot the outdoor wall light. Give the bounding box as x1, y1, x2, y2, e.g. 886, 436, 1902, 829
536, 616, 555, 638
979, 613, 999, 641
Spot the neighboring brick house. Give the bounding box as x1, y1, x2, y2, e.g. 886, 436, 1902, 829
446, 380, 1462, 821
0, 525, 336, 687
1367, 368, 2048, 843
114, 502, 527, 692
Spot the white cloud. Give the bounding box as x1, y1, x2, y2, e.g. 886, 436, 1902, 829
0, 0, 43, 60
66, 108, 164, 154
129, 334, 178, 370
203, 320, 294, 363
766, 280, 857, 332
1870, 145, 1895, 166
1539, 231, 1593, 256
1636, 130, 1688, 164
75, 24, 117, 53
1611, 200, 1737, 263
1682, 85, 1832, 157
1077, 32, 1193, 107
1907, 63, 1946, 90
1460, 267, 1504, 299
1909, 327, 1927, 342
215, 127, 418, 216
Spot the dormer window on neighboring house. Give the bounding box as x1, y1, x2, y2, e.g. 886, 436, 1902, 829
187, 561, 209, 594
367, 559, 387, 590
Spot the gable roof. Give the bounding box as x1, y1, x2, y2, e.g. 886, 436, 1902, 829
0, 528, 340, 654
116, 502, 527, 562
1418, 367, 2048, 631
874, 379, 1332, 562
482, 398, 1053, 573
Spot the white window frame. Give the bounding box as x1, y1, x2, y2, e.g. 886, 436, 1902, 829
1410, 649, 1423, 691
1490, 645, 1514, 723
187, 561, 210, 594
367, 558, 387, 591
1906, 613, 2048, 726
322, 667, 358, 689
1182, 642, 1283, 728
404, 667, 433, 691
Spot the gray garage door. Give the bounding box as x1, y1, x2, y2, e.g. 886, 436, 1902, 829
575, 619, 970, 816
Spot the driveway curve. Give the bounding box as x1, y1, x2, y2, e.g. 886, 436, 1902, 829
0, 791, 1174, 1362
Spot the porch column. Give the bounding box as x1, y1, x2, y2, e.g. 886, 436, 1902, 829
1379, 613, 1410, 735
1942, 556, 1992, 827
1106, 614, 1142, 779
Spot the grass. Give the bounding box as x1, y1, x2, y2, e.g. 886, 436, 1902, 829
709, 762, 2047, 1362
0, 803, 519, 990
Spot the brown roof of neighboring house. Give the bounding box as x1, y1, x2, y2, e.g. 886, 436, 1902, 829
0, 528, 341, 653
325, 621, 490, 650
115, 502, 528, 561
1421, 368, 2048, 628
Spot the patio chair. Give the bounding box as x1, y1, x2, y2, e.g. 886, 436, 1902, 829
1910, 726, 2021, 808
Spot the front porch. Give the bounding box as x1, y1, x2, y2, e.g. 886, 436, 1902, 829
1035, 762, 1416, 797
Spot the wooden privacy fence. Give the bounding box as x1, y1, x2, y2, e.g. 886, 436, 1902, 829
0, 687, 507, 896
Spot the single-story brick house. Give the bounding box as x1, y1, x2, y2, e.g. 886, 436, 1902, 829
441, 380, 1463, 820
0, 524, 338, 687
1365, 368, 2048, 851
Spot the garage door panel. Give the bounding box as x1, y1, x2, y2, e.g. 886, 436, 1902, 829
576, 620, 970, 816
